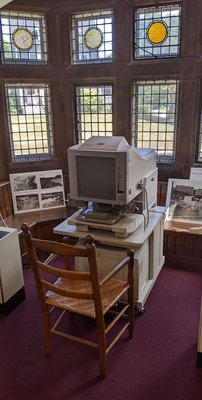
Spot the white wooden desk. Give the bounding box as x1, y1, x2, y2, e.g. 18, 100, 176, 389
53, 206, 166, 310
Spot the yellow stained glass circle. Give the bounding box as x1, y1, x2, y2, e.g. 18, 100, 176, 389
147, 21, 168, 45
84, 27, 103, 50
12, 28, 33, 51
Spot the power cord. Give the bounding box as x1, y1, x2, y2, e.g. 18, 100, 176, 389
141, 186, 149, 230
136, 183, 149, 230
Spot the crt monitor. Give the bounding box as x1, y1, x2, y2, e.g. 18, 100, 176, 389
67, 136, 157, 207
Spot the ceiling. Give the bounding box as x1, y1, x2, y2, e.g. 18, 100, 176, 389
0, 0, 13, 8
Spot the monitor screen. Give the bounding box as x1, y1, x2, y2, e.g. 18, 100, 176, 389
76, 156, 116, 201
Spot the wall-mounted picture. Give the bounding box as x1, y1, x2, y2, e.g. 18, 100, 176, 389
166, 178, 202, 224
10, 170, 65, 214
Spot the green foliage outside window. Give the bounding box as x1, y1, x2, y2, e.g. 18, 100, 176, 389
79, 88, 112, 113
7, 89, 23, 115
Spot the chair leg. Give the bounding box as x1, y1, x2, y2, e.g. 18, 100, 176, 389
98, 342, 106, 379
43, 307, 52, 356
96, 317, 107, 378
128, 287, 134, 338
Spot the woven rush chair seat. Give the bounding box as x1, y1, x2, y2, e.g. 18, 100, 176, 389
21, 223, 135, 378
46, 277, 129, 318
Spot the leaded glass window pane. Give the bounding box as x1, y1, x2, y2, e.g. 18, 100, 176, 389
72, 10, 113, 64
132, 80, 179, 162
5, 83, 54, 161
75, 85, 113, 142
134, 4, 181, 59
197, 108, 202, 162
0, 11, 47, 64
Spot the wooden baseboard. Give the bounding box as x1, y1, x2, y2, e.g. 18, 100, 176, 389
164, 255, 202, 272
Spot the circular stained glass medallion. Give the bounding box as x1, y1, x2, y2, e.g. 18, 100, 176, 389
12, 28, 33, 51
84, 27, 103, 50
147, 21, 168, 45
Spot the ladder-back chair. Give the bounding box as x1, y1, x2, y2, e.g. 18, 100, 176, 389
21, 223, 135, 378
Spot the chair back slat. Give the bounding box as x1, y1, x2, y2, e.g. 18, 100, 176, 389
37, 260, 91, 281
41, 279, 93, 300
32, 237, 94, 258
21, 223, 101, 304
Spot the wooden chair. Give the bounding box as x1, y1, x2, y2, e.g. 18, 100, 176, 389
21, 223, 135, 378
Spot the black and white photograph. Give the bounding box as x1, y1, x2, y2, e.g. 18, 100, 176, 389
39, 172, 63, 190
11, 173, 38, 192
41, 191, 65, 208
166, 178, 202, 224
15, 194, 40, 212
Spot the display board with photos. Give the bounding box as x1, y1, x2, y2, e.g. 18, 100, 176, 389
9, 170, 65, 214
166, 178, 202, 224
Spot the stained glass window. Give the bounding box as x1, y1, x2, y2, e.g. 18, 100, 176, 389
0, 11, 47, 64
134, 4, 181, 59
72, 10, 113, 64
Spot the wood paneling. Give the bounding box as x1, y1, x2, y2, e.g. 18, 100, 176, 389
164, 221, 202, 271
0, 181, 13, 218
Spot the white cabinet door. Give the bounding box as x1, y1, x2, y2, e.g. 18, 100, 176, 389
0, 228, 24, 303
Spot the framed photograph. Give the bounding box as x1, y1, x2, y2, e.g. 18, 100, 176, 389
10, 170, 65, 214
166, 178, 202, 224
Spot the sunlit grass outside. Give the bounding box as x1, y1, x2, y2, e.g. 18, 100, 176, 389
135, 118, 175, 157
78, 114, 174, 156
11, 114, 175, 159
10, 114, 49, 156
78, 113, 113, 141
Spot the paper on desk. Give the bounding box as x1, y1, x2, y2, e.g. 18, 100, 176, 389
190, 167, 202, 181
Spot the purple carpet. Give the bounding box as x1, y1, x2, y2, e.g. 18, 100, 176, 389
1, 265, 202, 400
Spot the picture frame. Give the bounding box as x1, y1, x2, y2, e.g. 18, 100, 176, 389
10, 170, 65, 214
166, 178, 202, 224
